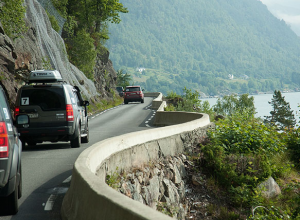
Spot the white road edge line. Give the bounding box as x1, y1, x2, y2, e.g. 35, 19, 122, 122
44, 194, 57, 211
63, 176, 72, 183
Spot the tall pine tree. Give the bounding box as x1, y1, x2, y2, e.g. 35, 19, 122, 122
264, 90, 296, 130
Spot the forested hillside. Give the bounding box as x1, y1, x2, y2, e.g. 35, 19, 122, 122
106, 0, 300, 96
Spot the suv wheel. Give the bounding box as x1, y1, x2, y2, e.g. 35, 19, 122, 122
81, 127, 89, 143
124, 100, 128, 104
5, 180, 19, 215
18, 164, 22, 199
71, 126, 81, 148
141, 98, 144, 103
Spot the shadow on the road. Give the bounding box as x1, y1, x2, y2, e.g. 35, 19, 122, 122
22, 142, 72, 152
4, 170, 72, 220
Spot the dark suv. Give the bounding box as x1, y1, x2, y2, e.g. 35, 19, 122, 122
124, 86, 144, 104
0, 85, 28, 214
115, 86, 124, 97
14, 70, 89, 148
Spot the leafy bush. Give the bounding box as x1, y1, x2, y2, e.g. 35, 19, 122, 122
200, 110, 289, 209
208, 112, 285, 156
46, 11, 60, 32
166, 91, 180, 99
213, 94, 255, 118
285, 127, 300, 166
165, 87, 215, 120
0, 0, 28, 39
67, 29, 97, 80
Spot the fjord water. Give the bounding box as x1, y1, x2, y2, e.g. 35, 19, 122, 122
201, 92, 300, 124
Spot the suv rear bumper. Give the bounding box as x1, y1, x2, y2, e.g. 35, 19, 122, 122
124, 96, 144, 102
18, 125, 75, 142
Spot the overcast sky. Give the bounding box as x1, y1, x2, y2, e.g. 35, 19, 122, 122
260, 0, 300, 36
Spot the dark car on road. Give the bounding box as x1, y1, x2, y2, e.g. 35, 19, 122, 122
14, 70, 89, 148
124, 86, 144, 104
0, 85, 28, 214
115, 86, 124, 97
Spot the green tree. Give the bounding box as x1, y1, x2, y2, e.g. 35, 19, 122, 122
66, 0, 127, 41
0, 0, 28, 39
264, 90, 296, 130
213, 94, 255, 118
90, 0, 128, 33
116, 69, 132, 88
58, 0, 127, 80
46, 11, 60, 32
52, 0, 68, 17
67, 29, 96, 79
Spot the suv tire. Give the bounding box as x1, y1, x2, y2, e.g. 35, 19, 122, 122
6, 180, 19, 215
18, 164, 22, 199
71, 126, 81, 148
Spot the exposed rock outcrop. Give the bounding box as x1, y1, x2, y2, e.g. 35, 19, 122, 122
94, 50, 118, 99
0, 22, 19, 108
117, 155, 188, 219
258, 176, 281, 199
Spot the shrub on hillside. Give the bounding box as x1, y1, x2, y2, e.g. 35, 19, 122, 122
208, 111, 285, 156
285, 127, 300, 166
200, 110, 289, 208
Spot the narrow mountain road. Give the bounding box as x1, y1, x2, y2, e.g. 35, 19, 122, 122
1, 97, 156, 220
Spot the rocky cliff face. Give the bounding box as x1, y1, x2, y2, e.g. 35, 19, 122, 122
94, 50, 118, 99
117, 155, 187, 219
0, 23, 19, 108
0, 0, 117, 109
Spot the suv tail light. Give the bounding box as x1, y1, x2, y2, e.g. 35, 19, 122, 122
66, 104, 74, 121
0, 122, 8, 158
14, 106, 20, 118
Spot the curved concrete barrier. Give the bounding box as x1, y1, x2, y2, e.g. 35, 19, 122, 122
61, 95, 212, 220
144, 92, 164, 110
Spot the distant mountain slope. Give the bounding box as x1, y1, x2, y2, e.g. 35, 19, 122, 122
106, 0, 300, 95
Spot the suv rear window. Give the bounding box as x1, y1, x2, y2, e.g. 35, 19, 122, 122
20, 87, 65, 111
126, 87, 140, 92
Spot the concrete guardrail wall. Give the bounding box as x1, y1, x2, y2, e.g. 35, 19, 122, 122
61, 93, 212, 220
144, 92, 164, 110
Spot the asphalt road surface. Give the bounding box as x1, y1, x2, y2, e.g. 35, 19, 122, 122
0, 97, 156, 220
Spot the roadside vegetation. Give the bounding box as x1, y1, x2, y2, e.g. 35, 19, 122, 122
0, 0, 28, 39
50, 0, 128, 80
87, 91, 123, 115
166, 89, 300, 219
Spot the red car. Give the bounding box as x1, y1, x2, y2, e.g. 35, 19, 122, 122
124, 86, 144, 104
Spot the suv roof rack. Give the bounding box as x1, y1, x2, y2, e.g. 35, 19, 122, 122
27, 70, 63, 83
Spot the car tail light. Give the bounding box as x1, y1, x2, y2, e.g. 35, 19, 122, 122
0, 122, 8, 158
66, 104, 74, 121
14, 106, 20, 118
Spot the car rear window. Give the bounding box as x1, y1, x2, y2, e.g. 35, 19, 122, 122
126, 87, 140, 92
116, 87, 123, 92
20, 87, 65, 111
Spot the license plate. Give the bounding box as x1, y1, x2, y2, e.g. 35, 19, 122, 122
28, 113, 38, 118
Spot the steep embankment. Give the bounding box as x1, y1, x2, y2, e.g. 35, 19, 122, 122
0, 0, 117, 108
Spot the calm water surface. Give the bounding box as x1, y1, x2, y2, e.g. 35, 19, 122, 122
201, 92, 300, 122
